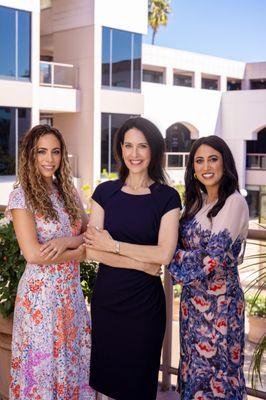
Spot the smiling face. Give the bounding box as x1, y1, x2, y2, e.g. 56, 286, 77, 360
194, 144, 224, 193
36, 134, 61, 184
121, 128, 151, 174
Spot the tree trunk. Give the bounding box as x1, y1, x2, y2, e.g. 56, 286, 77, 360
152, 29, 156, 45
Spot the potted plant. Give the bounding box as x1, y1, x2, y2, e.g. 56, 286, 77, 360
240, 238, 266, 390
173, 283, 181, 321
245, 293, 266, 343
0, 214, 97, 399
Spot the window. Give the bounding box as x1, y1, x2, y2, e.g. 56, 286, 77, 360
227, 79, 241, 91
0, 6, 31, 80
0, 107, 31, 175
250, 79, 266, 90
246, 127, 266, 170
102, 27, 141, 91
201, 76, 219, 90
143, 70, 164, 84
101, 113, 137, 174
173, 72, 193, 87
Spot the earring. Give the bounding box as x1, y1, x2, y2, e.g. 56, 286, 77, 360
194, 173, 197, 179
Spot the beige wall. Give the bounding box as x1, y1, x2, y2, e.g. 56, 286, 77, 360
0, 81, 32, 108
52, 25, 94, 187
39, 87, 80, 113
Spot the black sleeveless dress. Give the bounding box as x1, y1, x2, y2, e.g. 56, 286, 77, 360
89, 179, 181, 400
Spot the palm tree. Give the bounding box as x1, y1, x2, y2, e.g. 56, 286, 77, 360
148, 0, 171, 45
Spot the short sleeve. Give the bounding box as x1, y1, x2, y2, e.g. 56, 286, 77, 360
152, 185, 181, 218
91, 180, 121, 209
5, 187, 28, 220
162, 187, 182, 216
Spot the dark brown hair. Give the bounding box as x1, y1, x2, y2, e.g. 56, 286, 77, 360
15, 124, 81, 224
182, 135, 239, 220
113, 116, 168, 184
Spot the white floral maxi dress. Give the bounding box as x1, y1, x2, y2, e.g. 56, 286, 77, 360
6, 187, 95, 400
168, 192, 249, 400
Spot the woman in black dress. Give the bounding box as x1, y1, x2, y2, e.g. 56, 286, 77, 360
84, 117, 181, 400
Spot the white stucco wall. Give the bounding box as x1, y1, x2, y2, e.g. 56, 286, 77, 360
142, 82, 222, 137
95, 0, 148, 34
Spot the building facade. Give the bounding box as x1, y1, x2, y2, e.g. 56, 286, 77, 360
0, 0, 265, 221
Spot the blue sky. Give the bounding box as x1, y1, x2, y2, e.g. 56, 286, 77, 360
143, 0, 266, 62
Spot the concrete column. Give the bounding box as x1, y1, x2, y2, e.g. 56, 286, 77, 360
165, 66, 173, 86
220, 75, 227, 92
241, 78, 250, 90
194, 71, 201, 89
31, 3, 41, 126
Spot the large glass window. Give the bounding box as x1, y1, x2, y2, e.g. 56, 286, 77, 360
102, 27, 141, 91
0, 7, 15, 78
0, 107, 31, 175
0, 6, 31, 80
101, 113, 138, 174
18, 11, 31, 79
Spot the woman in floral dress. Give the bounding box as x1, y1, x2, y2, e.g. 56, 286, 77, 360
6, 125, 95, 400
168, 136, 249, 400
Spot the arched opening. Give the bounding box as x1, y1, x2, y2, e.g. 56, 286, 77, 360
165, 122, 198, 169
246, 127, 266, 169
246, 126, 266, 222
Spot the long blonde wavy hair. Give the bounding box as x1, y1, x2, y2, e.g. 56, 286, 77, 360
15, 124, 81, 225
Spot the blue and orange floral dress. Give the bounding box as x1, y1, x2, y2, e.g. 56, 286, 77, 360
6, 187, 95, 400
168, 191, 249, 400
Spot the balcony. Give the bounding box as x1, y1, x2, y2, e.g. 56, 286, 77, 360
165, 152, 189, 169
39, 61, 80, 113
246, 153, 266, 170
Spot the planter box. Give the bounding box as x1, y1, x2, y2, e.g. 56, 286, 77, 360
173, 297, 180, 321
248, 315, 266, 343
0, 314, 13, 400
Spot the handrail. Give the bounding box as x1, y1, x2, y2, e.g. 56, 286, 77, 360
40, 61, 78, 88
165, 152, 189, 169
247, 153, 266, 156
40, 61, 75, 68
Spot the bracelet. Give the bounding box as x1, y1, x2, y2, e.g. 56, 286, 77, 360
114, 241, 120, 254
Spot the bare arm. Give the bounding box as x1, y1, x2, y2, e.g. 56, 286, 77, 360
85, 200, 162, 275
86, 207, 180, 265
87, 248, 161, 276
39, 196, 88, 259
12, 209, 86, 264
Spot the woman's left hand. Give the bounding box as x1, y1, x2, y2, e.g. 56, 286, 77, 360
84, 226, 114, 252
40, 237, 70, 260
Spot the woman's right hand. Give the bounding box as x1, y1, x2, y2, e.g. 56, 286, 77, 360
140, 262, 162, 276
77, 243, 86, 262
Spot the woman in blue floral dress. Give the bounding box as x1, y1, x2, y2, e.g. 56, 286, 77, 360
168, 136, 249, 400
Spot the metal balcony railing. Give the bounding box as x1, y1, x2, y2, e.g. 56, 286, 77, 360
165, 152, 189, 169
40, 61, 78, 88
246, 153, 266, 170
